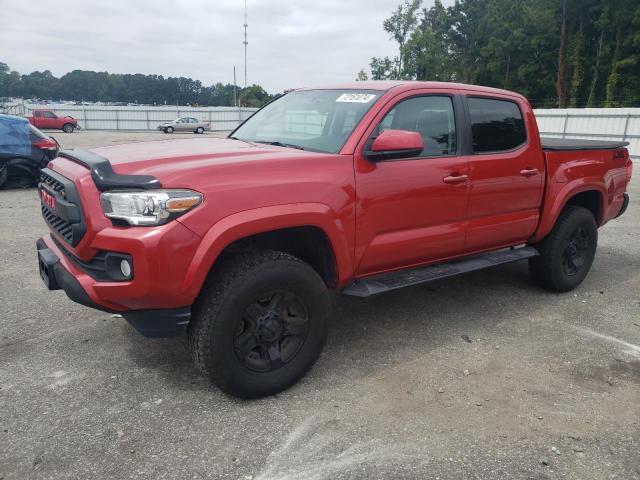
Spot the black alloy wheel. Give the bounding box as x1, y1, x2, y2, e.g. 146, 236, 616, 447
234, 291, 310, 372
561, 226, 590, 276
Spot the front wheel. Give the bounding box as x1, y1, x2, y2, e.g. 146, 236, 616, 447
165, 126, 174, 133
529, 206, 598, 292
62, 123, 75, 133
188, 250, 330, 398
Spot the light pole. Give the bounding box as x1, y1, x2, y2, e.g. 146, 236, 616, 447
243, 0, 248, 88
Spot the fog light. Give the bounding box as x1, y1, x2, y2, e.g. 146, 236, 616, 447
120, 259, 132, 278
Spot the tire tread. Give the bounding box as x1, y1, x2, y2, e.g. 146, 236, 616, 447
529, 205, 597, 292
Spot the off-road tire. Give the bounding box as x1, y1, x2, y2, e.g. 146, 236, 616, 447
529, 206, 598, 292
188, 250, 330, 399
62, 123, 75, 133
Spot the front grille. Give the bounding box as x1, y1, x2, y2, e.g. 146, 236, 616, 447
38, 168, 86, 247
41, 203, 74, 243
40, 171, 66, 196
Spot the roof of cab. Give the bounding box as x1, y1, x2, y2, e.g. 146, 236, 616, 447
298, 80, 526, 100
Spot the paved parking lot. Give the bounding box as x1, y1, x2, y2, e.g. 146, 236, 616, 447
1, 130, 639, 479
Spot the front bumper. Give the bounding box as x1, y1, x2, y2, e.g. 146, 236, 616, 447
36, 237, 191, 338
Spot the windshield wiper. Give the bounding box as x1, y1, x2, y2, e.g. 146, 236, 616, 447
253, 140, 305, 150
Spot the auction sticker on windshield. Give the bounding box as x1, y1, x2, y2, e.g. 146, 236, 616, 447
336, 93, 377, 103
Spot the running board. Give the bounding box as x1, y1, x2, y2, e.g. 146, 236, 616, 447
342, 246, 539, 297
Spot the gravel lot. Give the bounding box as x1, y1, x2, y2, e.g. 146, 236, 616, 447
1, 130, 639, 480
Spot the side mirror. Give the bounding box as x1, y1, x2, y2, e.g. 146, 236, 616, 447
365, 129, 424, 162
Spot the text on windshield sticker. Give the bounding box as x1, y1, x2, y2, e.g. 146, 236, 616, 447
335, 93, 377, 103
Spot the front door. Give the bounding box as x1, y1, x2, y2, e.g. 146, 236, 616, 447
354, 93, 470, 276
175, 118, 189, 131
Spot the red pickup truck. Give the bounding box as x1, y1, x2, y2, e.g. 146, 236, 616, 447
28, 109, 80, 133
35, 82, 632, 398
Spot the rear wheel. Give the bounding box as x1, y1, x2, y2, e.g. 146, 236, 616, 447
529, 206, 598, 292
188, 250, 330, 398
196, 127, 204, 134
62, 123, 75, 133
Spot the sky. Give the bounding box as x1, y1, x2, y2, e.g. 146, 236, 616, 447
0, 0, 450, 94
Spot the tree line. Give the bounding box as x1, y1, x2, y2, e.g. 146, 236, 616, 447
360, 0, 640, 108
0, 62, 274, 108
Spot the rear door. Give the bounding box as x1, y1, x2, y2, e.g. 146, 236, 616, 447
33, 110, 43, 127
354, 91, 470, 276
463, 95, 545, 252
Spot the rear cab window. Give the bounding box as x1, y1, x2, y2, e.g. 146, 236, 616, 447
467, 97, 526, 153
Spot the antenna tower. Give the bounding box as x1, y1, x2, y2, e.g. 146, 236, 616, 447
243, 0, 248, 88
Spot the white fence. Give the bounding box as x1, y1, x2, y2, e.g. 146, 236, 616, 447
534, 108, 640, 159
20, 103, 258, 132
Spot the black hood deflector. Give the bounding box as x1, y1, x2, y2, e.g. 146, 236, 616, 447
58, 148, 161, 191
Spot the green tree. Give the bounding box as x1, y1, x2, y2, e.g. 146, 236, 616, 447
356, 69, 369, 81
238, 85, 273, 108
383, 0, 422, 78
402, 1, 455, 81
370, 57, 397, 80
372, 0, 640, 108
0, 62, 273, 106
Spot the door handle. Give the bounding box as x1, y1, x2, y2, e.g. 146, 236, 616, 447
443, 174, 469, 184
520, 167, 539, 178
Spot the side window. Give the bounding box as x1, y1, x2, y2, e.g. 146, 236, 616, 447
468, 97, 526, 153
34, 111, 42, 117
44, 111, 56, 118
378, 96, 457, 157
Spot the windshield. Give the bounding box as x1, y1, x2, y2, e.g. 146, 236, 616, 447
231, 89, 383, 153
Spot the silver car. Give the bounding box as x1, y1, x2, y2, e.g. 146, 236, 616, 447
157, 117, 210, 134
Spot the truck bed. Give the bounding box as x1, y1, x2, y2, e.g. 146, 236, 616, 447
541, 137, 629, 151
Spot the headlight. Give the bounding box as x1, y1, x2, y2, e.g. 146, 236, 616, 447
100, 189, 202, 226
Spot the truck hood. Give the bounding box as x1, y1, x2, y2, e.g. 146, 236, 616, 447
88, 137, 331, 187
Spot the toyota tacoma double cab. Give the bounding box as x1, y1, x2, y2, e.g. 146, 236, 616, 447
36, 82, 632, 398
